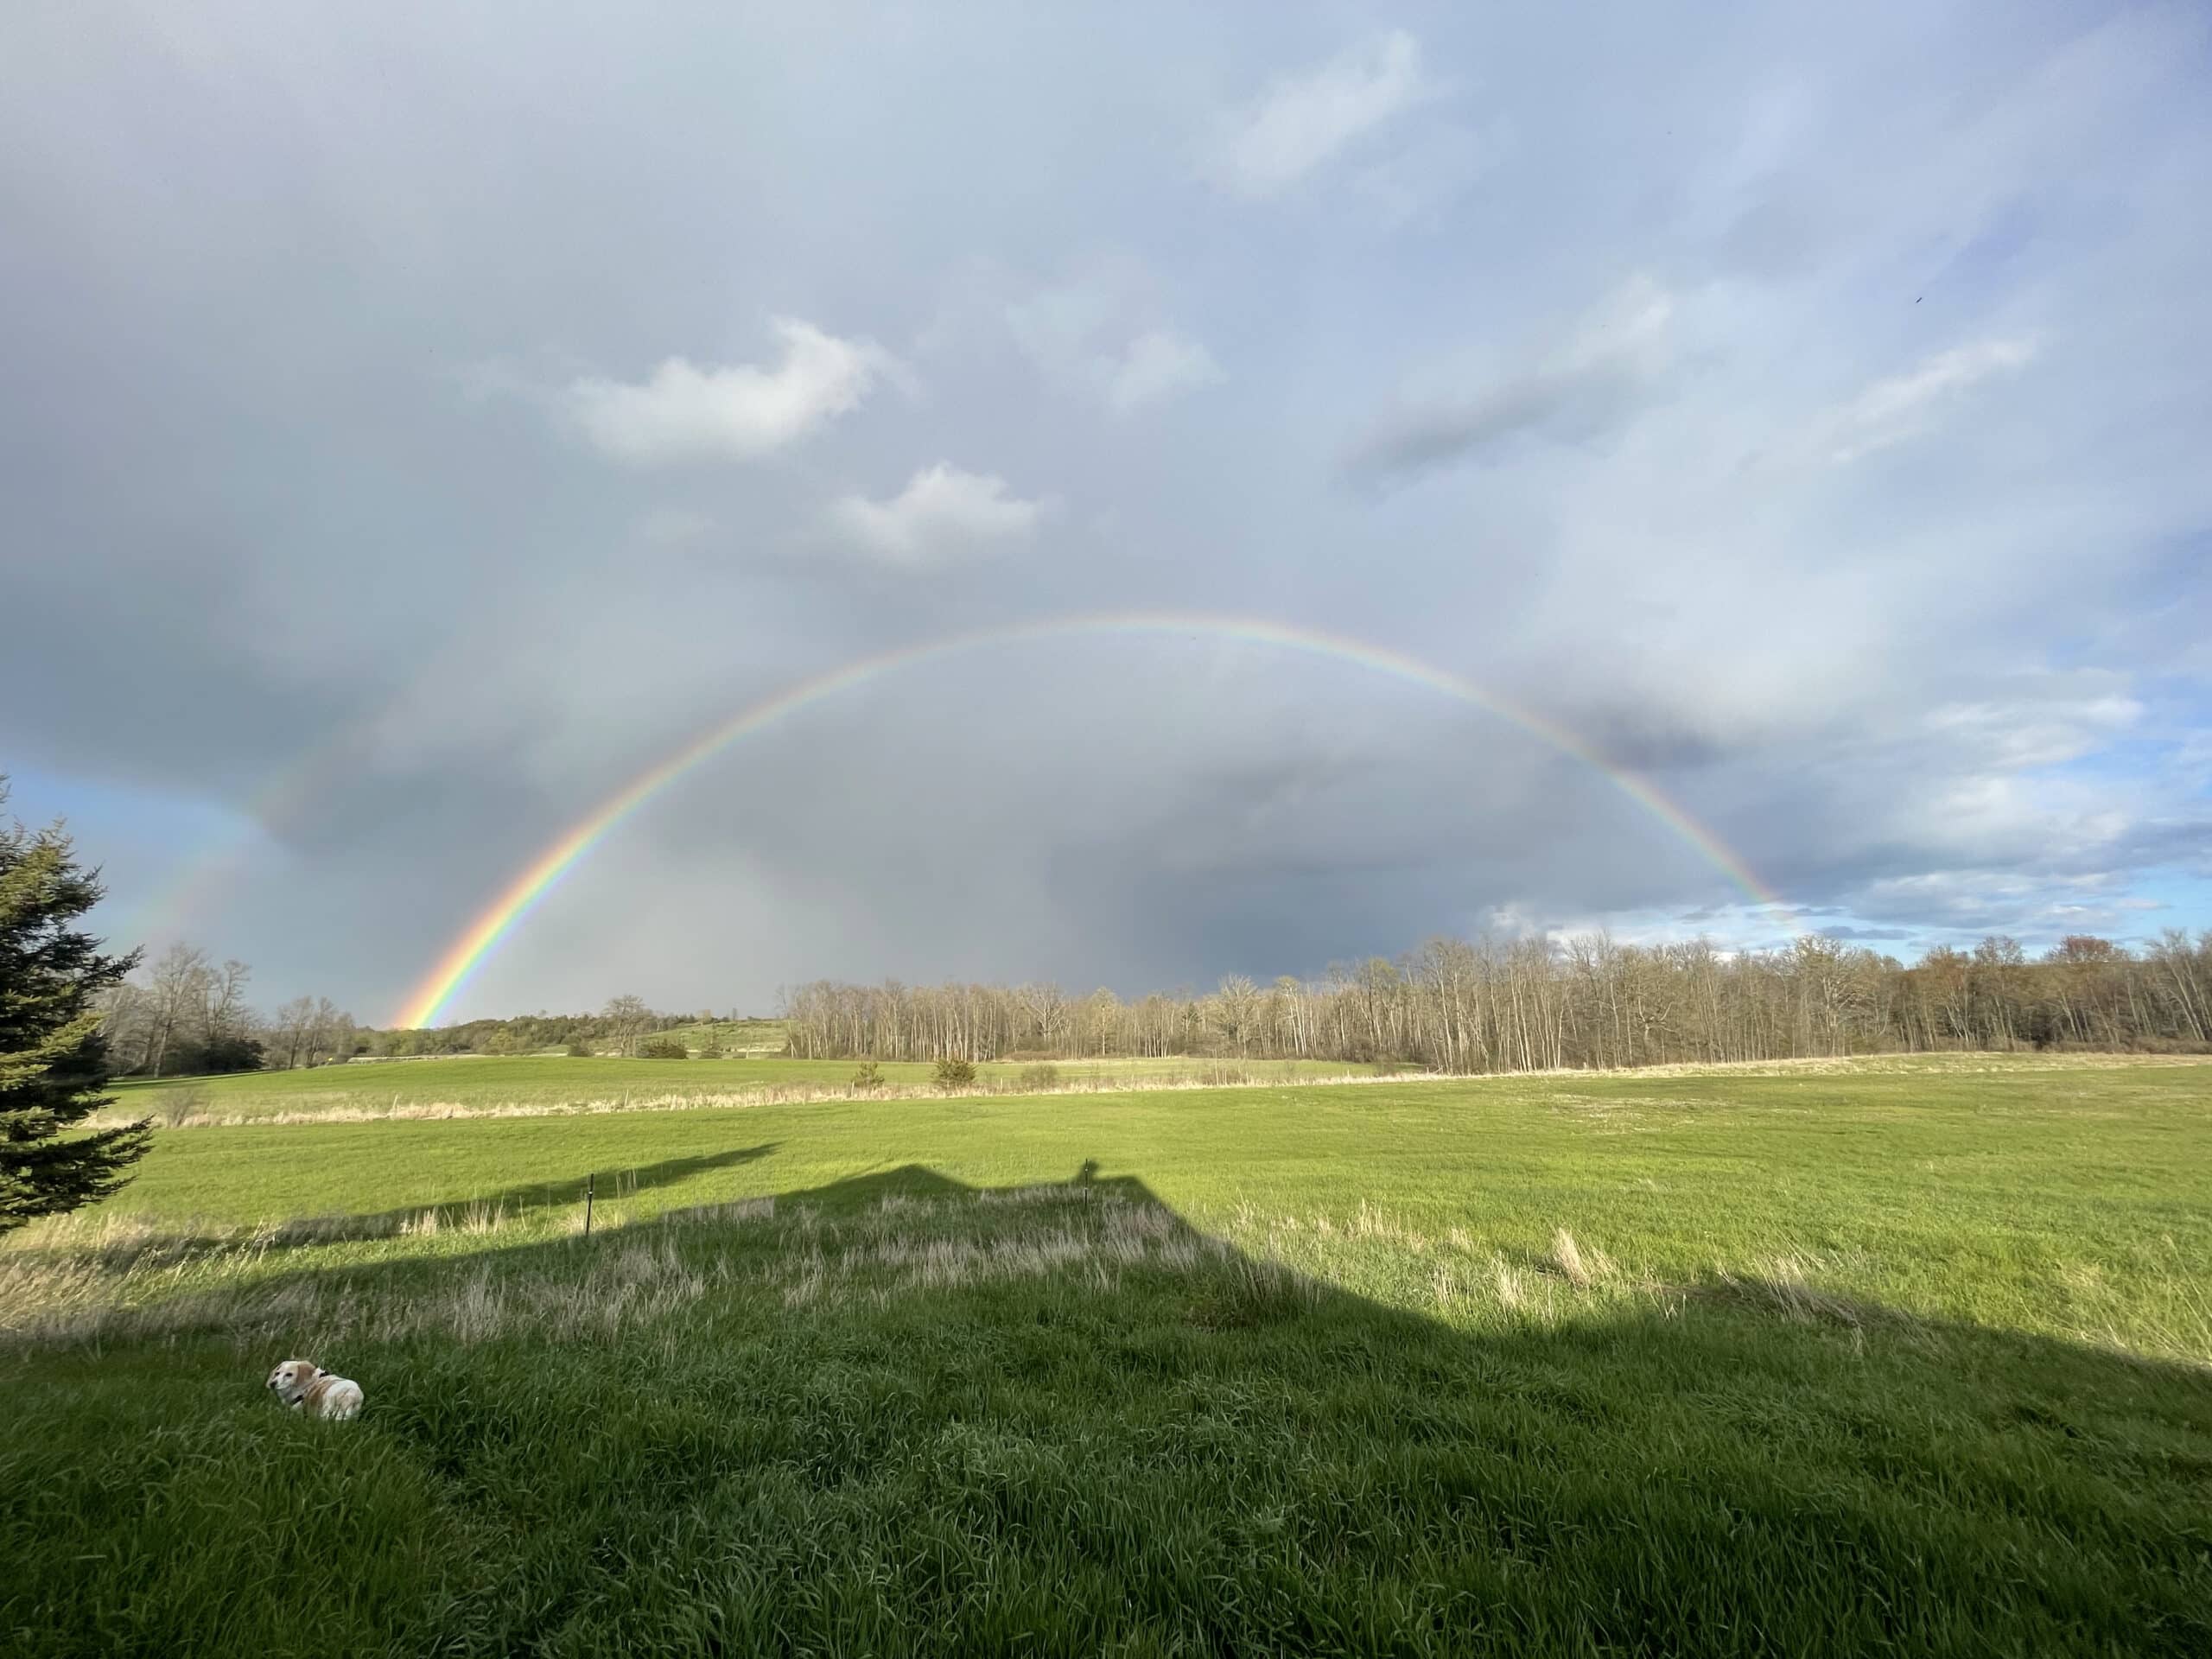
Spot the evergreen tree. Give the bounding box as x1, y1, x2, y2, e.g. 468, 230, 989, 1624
1, 780, 149, 1231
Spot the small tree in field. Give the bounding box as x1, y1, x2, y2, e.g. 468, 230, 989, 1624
933, 1055, 976, 1092
850, 1060, 884, 1094
2, 783, 149, 1232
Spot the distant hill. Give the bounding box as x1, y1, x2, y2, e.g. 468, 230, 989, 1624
640, 1018, 788, 1057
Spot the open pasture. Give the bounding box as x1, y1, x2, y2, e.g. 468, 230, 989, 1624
104, 1052, 1352, 1125
6, 1056, 2209, 1655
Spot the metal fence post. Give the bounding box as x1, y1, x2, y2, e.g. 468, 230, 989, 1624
584, 1173, 594, 1239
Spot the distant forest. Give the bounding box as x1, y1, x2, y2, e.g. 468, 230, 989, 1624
96, 950, 747, 1073
95, 930, 2212, 1078
100, 944, 357, 1077
780, 931, 2212, 1072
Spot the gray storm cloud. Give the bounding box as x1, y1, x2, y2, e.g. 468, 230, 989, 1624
3, 2, 2208, 1020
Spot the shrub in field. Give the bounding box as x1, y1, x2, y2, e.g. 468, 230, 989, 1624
156, 1086, 207, 1128
566, 1041, 593, 1058
1017, 1063, 1061, 1090
851, 1061, 885, 1094
180, 1033, 266, 1075
697, 1041, 723, 1058
638, 1039, 689, 1060
933, 1055, 977, 1091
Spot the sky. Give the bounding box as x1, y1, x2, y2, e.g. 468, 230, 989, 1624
3, 1, 2209, 1027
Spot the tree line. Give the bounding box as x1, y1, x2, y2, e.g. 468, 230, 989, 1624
96, 984, 771, 1068
98, 943, 359, 1077
97, 967, 724, 1070
85, 931, 2212, 1077
355, 999, 747, 1058
780, 931, 2212, 1071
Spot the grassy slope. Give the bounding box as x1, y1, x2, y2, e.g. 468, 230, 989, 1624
105, 1053, 1341, 1120
5, 1058, 2209, 1656
632, 1016, 790, 1053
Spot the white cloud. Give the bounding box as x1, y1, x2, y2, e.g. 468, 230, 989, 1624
1827, 338, 2038, 462
1207, 30, 1431, 198
1923, 693, 2142, 768
1847, 867, 2148, 937
1005, 277, 1120, 367
1006, 273, 1220, 415
828, 464, 1050, 565
565, 318, 895, 463
1560, 274, 1676, 372
1348, 275, 1677, 479
1104, 329, 1224, 413
1352, 120, 1503, 228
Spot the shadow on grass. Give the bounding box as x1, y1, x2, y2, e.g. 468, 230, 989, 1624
22, 1143, 783, 1262
5, 1158, 2210, 1656
346, 1141, 783, 1234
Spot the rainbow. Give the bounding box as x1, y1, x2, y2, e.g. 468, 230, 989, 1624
392, 613, 1795, 1027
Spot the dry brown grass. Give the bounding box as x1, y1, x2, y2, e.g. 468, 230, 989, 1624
97, 1050, 2212, 1133
90, 1069, 1415, 1130
1492, 1256, 1531, 1311
0, 1186, 1273, 1352
1551, 1228, 1592, 1289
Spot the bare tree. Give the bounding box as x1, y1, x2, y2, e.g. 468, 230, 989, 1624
143, 944, 209, 1077
1212, 976, 1260, 1056
97, 981, 156, 1074
271, 996, 316, 1070
311, 998, 354, 1065
202, 959, 252, 1045
1017, 982, 1069, 1052
603, 994, 652, 1058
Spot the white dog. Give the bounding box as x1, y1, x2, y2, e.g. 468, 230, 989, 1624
265, 1358, 365, 1421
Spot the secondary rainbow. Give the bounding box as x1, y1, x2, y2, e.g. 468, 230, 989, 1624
392, 613, 1794, 1027
121, 725, 382, 950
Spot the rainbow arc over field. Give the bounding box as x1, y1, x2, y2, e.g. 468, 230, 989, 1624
392, 613, 1795, 1028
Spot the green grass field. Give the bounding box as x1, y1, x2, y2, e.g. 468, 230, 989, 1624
7, 1056, 2209, 1655
104, 1053, 1354, 1123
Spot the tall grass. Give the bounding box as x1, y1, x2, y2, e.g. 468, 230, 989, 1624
99, 1052, 1398, 1127
104, 1048, 2212, 1130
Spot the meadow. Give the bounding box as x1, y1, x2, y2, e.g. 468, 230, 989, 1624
5, 1055, 2209, 1655
103, 1052, 1365, 1125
